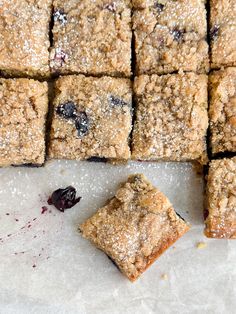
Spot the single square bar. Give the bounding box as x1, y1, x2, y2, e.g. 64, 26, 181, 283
50, 0, 132, 77
0, 0, 51, 77
49, 75, 132, 161
209, 68, 236, 155
132, 0, 209, 75
205, 158, 236, 239
0, 79, 48, 167
132, 73, 208, 163
210, 0, 236, 69
80, 174, 189, 281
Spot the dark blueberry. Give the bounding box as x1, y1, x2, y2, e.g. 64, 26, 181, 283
87, 157, 108, 163
47, 186, 81, 212
210, 25, 220, 40
172, 28, 184, 41
109, 95, 129, 107
176, 211, 186, 222
75, 111, 89, 137
154, 1, 165, 12
56, 101, 77, 119
53, 9, 67, 25
104, 2, 116, 12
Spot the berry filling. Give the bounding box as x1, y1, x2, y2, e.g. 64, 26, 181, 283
154, 2, 164, 12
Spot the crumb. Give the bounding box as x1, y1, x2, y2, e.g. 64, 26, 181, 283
196, 242, 207, 249
161, 274, 168, 280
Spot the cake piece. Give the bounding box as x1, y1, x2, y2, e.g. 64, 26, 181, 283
205, 157, 236, 239
0, 79, 48, 167
209, 68, 236, 155
49, 75, 132, 161
132, 73, 208, 163
50, 0, 131, 77
132, 0, 209, 75
210, 0, 236, 69
0, 0, 51, 77
80, 174, 189, 281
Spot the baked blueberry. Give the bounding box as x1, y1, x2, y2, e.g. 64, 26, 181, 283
109, 95, 128, 107
53, 48, 67, 67
154, 2, 164, 12
75, 111, 89, 137
53, 9, 67, 25
56, 101, 77, 119
210, 25, 219, 40
172, 29, 184, 42
104, 3, 116, 12
48, 186, 81, 212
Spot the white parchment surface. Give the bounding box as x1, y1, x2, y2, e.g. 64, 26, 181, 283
0, 160, 235, 314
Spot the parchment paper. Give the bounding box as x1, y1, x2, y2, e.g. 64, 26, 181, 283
0, 160, 235, 314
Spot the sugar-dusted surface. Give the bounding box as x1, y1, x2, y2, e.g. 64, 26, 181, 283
210, 0, 236, 68
133, 0, 209, 75
50, 0, 132, 76
209, 67, 236, 154
132, 73, 208, 163
49, 75, 132, 160
0, 160, 236, 313
0, 78, 48, 166
205, 157, 236, 238
80, 174, 189, 281
0, 0, 51, 77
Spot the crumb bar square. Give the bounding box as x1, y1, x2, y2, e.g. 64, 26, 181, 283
131, 73, 208, 163
210, 0, 236, 69
49, 75, 132, 161
0, 0, 51, 77
50, 0, 132, 77
209, 68, 236, 155
0, 79, 48, 167
205, 158, 236, 239
80, 174, 189, 281
132, 0, 209, 75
